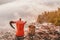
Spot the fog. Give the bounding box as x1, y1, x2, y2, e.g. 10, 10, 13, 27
0, 0, 16, 5
0, 0, 60, 29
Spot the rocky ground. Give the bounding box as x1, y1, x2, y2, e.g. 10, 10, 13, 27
0, 23, 60, 40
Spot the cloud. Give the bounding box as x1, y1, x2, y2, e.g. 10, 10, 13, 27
41, 0, 60, 7
0, 0, 60, 28
0, 0, 16, 5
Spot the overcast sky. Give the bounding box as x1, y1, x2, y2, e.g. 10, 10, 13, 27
0, 0, 60, 29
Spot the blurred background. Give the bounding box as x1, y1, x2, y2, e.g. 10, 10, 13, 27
0, 0, 60, 40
